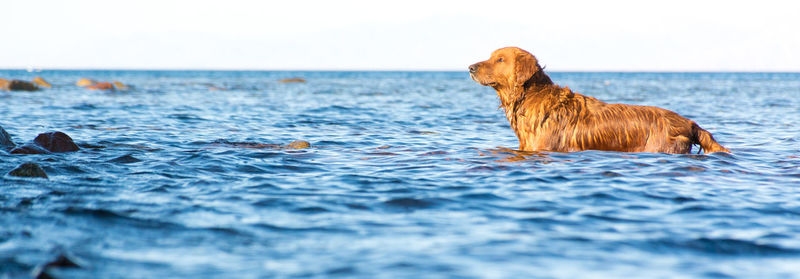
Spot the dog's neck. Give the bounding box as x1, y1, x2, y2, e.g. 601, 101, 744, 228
495, 69, 556, 112
495, 70, 573, 139
524, 69, 554, 88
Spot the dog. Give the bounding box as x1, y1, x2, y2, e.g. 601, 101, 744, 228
469, 47, 729, 154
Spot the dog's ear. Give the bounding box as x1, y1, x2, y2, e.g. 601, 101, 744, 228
513, 51, 539, 88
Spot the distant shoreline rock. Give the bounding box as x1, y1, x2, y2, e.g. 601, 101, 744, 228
0, 79, 39, 91
279, 78, 306, 83
32, 77, 52, 88
76, 78, 96, 87
112, 81, 129, 90
76, 78, 129, 91
86, 82, 115, 90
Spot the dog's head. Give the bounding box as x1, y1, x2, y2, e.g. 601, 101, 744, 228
469, 47, 545, 90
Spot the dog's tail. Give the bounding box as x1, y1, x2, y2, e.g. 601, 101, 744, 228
692, 123, 730, 154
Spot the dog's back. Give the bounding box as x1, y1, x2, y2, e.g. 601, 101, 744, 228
512, 85, 729, 154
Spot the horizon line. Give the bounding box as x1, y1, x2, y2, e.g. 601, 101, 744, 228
2, 67, 800, 74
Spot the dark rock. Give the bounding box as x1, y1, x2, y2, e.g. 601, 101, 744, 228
107, 154, 142, 164
33, 77, 52, 88
10, 143, 50, 154
35, 270, 55, 279
279, 78, 306, 83
77, 142, 106, 149
33, 253, 82, 279
285, 140, 311, 149
34, 131, 80, 153
1, 80, 39, 91
44, 254, 81, 268
0, 125, 14, 148
8, 162, 48, 178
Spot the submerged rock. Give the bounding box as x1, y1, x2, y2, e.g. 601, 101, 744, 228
210, 139, 311, 150
32, 253, 82, 279
43, 253, 81, 268
86, 82, 115, 91
8, 162, 48, 178
0, 126, 14, 148
76, 78, 95, 87
107, 154, 142, 164
34, 131, 80, 152
279, 78, 306, 83
32, 77, 52, 88
285, 140, 311, 149
0, 79, 39, 91
9, 144, 50, 154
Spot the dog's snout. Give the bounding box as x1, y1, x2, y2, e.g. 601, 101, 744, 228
468, 63, 479, 73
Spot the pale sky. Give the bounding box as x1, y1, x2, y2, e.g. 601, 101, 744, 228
3, 0, 799, 71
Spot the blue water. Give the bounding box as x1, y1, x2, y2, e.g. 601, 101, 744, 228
1, 70, 799, 278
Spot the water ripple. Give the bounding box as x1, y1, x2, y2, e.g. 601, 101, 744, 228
2, 71, 800, 278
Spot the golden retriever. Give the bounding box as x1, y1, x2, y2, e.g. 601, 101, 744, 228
469, 47, 729, 154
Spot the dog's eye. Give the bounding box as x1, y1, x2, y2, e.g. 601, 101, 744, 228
497, 58, 504, 63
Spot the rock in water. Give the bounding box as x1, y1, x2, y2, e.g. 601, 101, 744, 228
286, 140, 311, 149
32, 253, 82, 279
0, 126, 14, 148
76, 78, 95, 87
112, 81, 129, 90
8, 162, 48, 178
32, 77, 52, 88
9, 144, 50, 154
44, 253, 81, 268
34, 131, 80, 152
2, 80, 39, 91
279, 78, 306, 83
86, 82, 115, 90
107, 154, 142, 164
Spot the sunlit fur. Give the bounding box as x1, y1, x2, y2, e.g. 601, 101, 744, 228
470, 47, 730, 154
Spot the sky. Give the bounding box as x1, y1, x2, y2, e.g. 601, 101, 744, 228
2, 0, 799, 71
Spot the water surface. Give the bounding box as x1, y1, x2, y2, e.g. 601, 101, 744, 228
1, 71, 799, 278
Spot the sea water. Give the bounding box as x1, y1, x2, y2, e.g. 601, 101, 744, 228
1, 71, 799, 278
